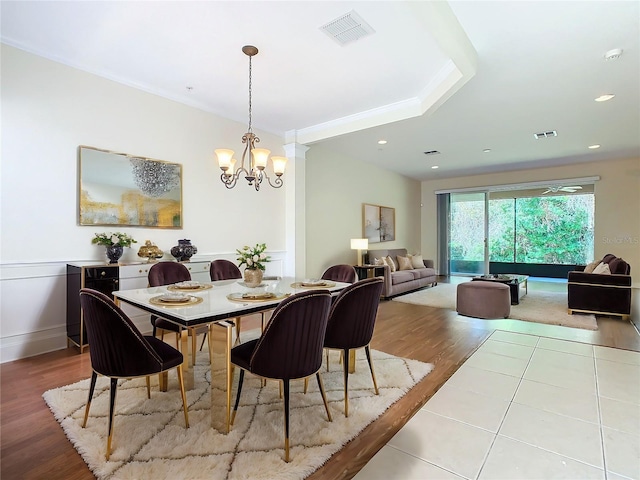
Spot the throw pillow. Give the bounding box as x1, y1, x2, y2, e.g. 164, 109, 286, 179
409, 254, 425, 269
397, 255, 413, 271
608, 257, 629, 275
583, 260, 600, 273
373, 257, 385, 266
385, 255, 397, 272
592, 262, 611, 275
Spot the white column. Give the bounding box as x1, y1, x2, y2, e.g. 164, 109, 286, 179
283, 142, 309, 278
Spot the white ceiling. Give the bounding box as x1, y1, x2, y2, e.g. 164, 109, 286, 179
2, 1, 639, 181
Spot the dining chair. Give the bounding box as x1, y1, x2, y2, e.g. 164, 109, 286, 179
320, 264, 358, 367
323, 277, 384, 417
321, 264, 358, 283
210, 259, 245, 344
148, 262, 208, 366
79, 288, 189, 460
230, 289, 333, 462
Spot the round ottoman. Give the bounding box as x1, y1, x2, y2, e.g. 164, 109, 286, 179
456, 281, 511, 319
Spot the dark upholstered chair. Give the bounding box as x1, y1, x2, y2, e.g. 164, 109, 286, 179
210, 259, 246, 343
568, 253, 632, 319
230, 289, 333, 462
324, 277, 384, 417
148, 262, 208, 366
79, 288, 189, 460
321, 264, 358, 283
210, 259, 242, 281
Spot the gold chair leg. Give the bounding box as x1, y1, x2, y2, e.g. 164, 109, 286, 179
106, 378, 118, 461
365, 345, 379, 395
316, 372, 332, 422
283, 379, 291, 463
82, 371, 98, 428
176, 365, 189, 428
343, 349, 350, 417
303, 377, 309, 394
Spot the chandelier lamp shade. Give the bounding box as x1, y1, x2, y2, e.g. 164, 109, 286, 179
215, 45, 287, 191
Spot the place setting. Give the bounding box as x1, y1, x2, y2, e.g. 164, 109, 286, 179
226, 291, 291, 303
166, 280, 213, 292
149, 292, 204, 307
290, 279, 336, 288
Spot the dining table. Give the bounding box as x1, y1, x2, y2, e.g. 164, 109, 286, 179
112, 276, 349, 433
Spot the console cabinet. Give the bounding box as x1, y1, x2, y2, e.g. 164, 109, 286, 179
66, 260, 211, 352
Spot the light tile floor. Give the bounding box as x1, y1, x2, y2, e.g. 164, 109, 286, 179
354, 331, 640, 480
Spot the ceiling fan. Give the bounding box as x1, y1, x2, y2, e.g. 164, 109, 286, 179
542, 185, 583, 194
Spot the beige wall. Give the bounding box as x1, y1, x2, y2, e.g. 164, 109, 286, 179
421, 157, 640, 277
1, 44, 288, 264
305, 145, 422, 278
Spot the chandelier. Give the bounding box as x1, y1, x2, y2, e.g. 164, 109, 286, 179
130, 157, 180, 198
215, 45, 287, 191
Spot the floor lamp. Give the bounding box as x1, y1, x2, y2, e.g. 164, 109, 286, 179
350, 238, 368, 266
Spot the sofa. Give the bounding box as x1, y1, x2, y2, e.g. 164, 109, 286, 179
364, 248, 437, 299
568, 253, 632, 319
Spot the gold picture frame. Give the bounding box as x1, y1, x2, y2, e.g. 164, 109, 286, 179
363, 203, 395, 243
78, 146, 182, 228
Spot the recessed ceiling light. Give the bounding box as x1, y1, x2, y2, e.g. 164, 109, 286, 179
431, 165, 439, 169
595, 94, 615, 102
588, 144, 601, 149
186, 86, 194, 92
377, 140, 387, 145
483, 149, 491, 153
604, 48, 623, 61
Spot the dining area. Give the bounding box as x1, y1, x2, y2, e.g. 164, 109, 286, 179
111, 272, 352, 435
67, 254, 414, 476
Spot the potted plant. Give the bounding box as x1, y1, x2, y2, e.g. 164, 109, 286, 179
236, 243, 270, 287
92, 232, 137, 264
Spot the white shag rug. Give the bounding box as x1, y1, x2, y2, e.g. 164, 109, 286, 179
393, 282, 598, 330
43, 349, 433, 480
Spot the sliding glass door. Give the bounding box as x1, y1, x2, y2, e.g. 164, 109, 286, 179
449, 192, 489, 276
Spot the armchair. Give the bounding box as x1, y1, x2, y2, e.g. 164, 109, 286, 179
568, 254, 632, 319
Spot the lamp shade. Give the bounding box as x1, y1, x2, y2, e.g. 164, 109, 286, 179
350, 238, 368, 250
215, 149, 234, 170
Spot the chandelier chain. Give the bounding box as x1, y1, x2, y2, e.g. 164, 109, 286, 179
248, 55, 252, 133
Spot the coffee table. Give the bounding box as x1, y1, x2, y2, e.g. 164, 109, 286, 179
471, 274, 528, 305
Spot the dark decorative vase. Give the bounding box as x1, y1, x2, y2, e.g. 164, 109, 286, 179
106, 245, 124, 264
171, 239, 197, 262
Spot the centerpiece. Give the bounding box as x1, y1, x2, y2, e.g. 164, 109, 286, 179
236, 243, 270, 287
92, 232, 137, 264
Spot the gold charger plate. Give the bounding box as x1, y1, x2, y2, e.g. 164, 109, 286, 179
149, 295, 204, 307
167, 283, 213, 292
290, 281, 336, 288
227, 292, 291, 303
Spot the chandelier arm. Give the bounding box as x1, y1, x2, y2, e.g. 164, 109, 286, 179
220, 172, 238, 189
264, 172, 284, 189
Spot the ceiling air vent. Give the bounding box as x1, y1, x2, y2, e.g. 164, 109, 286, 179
533, 130, 558, 139
424, 150, 441, 155
320, 10, 375, 46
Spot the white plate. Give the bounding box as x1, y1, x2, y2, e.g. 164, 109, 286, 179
159, 293, 190, 302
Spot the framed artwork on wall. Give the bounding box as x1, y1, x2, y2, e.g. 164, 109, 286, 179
78, 146, 182, 228
363, 203, 395, 243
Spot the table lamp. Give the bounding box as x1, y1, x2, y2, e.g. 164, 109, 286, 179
350, 238, 368, 266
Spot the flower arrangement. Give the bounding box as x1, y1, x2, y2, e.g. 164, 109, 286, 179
236, 243, 270, 271
91, 232, 137, 248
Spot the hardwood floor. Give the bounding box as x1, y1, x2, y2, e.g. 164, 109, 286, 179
2, 286, 639, 480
